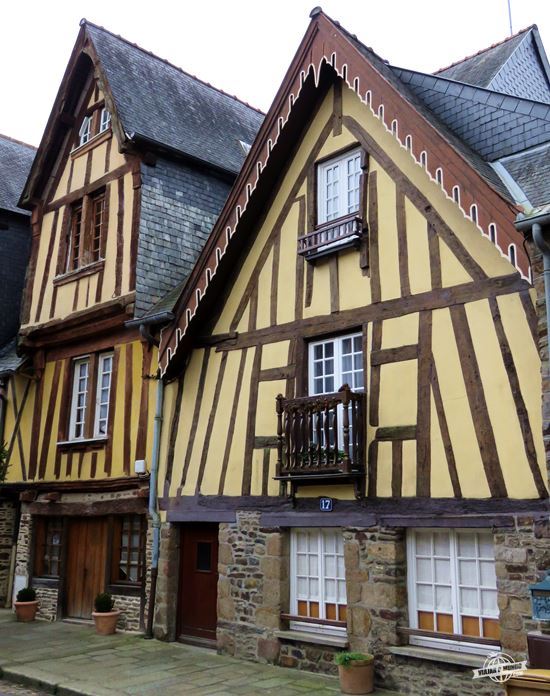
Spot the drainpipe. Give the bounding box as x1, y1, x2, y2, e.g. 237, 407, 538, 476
532, 223, 550, 355
145, 375, 164, 639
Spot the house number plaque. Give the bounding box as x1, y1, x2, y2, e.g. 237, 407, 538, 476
319, 497, 333, 512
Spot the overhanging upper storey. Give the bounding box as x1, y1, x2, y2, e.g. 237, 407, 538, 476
158, 8, 531, 378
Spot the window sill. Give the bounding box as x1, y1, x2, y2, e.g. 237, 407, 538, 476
70, 129, 112, 159
32, 577, 59, 588
57, 437, 108, 451
274, 630, 349, 648
53, 260, 105, 286
107, 583, 142, 596
389, 645, 486, 668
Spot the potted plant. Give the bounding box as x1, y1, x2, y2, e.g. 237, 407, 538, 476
335, 651, 374, 695
92, 592, 120, 635
14, 587, 39, 622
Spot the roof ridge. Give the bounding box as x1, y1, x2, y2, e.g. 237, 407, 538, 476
80, 18, 265, 116
434, 25, 535, 75
393, 64, 550, 110
0, 132, 37, 150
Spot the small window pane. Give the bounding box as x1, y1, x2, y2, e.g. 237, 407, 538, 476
196, 542, 211, 571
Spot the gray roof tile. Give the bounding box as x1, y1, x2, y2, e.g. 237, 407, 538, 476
501, 145, 550, 206
0, 135, 36, 215
85, 22, 264, 175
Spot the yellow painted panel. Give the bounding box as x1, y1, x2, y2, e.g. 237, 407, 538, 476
121, 175, 135, 295
101, 181, 118, 301
465, 299, 543, 497
256, 380, 286, 436
261, 340, 290, 369
439, 238, 472, 287
28, 211, 57, 324
250, 448, 265, 496
90, 141, 107, 182
381, 313, 419, 349
110, 346, 127, 478
431, 307, 489, 498
405, 197, 432, 295
157, 379, 177, 496
109, 142, 127, 170
296, 485, 355, 500
376, 441, 393, 497
497, 292, 547, 491
277, 204, 298, 325
339, 247, 371, 311
430, 392, 454, 497
201, 350, 247, 495
167, 350, 203, 498
256, 248, 273, 330
303, 262, 331, 319
70, 152, 87, 193
402, 440, 417, 497
235, 305, 250, 334
376, 165, 401, 301
180, 350, 225, 495
223, 348, 255, 496
378, 360, 417, 426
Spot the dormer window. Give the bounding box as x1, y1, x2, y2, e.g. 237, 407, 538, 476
317, 148, 362, 224
298, 147, 365, 260
79, 116, 92, 146
99, 108, 111, 133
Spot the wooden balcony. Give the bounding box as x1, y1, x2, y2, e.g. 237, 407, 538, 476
297, 214, 363, 260
274, 385, 365, 493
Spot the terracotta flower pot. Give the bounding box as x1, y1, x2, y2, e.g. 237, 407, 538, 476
338, 660, 374, 695
14, 600, 39, 622
92, 610, 121, 635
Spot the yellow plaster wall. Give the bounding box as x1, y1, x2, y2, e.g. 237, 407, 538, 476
160, 82, 546, 503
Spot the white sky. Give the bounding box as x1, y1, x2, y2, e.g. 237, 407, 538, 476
2, 0, 550, 147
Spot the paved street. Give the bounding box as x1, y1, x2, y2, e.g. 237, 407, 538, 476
0, 611, 398, 695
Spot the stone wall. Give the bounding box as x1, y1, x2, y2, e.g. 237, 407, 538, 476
154, 521, 179, 641
217, 511, 286, 663
0, 501, 16, 606
35, 586, 58, 621
495, 514, 550, 657
112, 593, 142, 631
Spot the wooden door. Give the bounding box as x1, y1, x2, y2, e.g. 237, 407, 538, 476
178, 525, 219, 641
65, 517, 108, 619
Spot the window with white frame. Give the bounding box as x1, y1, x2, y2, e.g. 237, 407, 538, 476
69, 358, 89, 439
309, 333, 363, 396
407, 529, 500, 655
68, 352, 114, 441
93, 353, 113, 437
99, 108, 111, 133
317, 148, 362, 224
290, 528, 347, 634
78, 116, 92, 147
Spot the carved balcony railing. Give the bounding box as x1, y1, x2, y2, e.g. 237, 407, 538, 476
275, 385, 365, 483
297, 214, 363, 260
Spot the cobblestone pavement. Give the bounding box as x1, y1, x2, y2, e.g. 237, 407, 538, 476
0, 681, 47, 696
0, 611, 399, 695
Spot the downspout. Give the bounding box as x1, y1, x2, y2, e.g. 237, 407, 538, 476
532, 222, 550, 354
145, 374, 164, 639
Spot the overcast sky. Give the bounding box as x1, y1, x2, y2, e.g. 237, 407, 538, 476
2, 0, 550, 147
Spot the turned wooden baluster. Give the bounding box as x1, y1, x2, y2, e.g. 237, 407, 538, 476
341, 384, 351, 474
323, 397, 330, 469
315, 401, 322, 467
276, 394, 284, 477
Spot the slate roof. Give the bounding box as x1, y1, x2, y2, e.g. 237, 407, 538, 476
392, 68, 550, 161
436, 28, 531, 86
0, 135, 36, 215
0, 339, 25, 376
85, 21, 264, 175
500, 144, 550, 207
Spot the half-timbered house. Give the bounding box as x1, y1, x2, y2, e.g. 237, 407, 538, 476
0, 133, 35, 607
0, 20, 262, 628
153, 12, 550, 693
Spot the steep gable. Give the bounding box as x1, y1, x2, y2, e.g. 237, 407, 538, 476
158, 10, 530, 377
